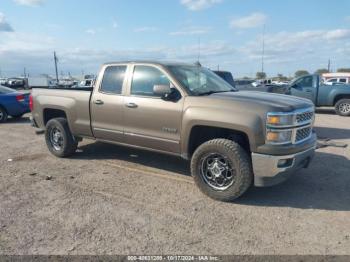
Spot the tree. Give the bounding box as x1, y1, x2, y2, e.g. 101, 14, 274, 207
294, 70, 309, 78
276, 74, 288, 81
256, 72, 266, 79
337, 68, 350, 73
315, 68, 329, 75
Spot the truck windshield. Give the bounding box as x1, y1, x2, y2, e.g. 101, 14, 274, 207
168, 65, 236, 96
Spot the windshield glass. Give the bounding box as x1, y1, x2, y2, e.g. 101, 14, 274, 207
0, 85, 16, 94
168, 65, 236, 95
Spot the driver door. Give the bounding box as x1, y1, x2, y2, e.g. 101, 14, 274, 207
123, 65, 184, 154
290, 75, 317, 103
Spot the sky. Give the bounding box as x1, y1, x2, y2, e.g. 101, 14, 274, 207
0, 0, 350, 78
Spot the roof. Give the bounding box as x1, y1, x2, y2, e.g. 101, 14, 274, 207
102, 60, 197, 67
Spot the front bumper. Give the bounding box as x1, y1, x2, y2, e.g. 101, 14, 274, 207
251, 143, 316, 187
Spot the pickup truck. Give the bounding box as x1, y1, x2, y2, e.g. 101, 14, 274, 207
288, 74, 350, 116
31, 61, 317, 201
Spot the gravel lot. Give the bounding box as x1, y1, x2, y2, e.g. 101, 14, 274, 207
0, 109, 349, 255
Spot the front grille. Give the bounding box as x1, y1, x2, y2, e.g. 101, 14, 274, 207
296, 111, 314, 123
295, 126, 312, 143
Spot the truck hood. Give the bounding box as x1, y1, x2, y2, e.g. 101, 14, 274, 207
210, 91, 314, 112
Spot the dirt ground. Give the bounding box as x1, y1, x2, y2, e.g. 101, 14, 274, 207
0, 109, 349, 255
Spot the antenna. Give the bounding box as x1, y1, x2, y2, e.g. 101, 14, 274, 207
261, 24, 265, 76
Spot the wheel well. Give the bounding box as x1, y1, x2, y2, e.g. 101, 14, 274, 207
188, 125, 250, 157
0, 104, 7, 112
43, 108, 67, 125
334, 95, 350, 105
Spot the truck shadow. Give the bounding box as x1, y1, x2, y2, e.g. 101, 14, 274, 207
75, 142, 349, 211
3, 116, 31, 124
315, 108, 336, 115
74, 141, 191, 176
238, 151, 350, 211
314, 126, 350, 140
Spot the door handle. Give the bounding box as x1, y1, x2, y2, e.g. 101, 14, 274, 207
94, 99, 104, 105
125, 102, 138, 108
305, 90, 312, 93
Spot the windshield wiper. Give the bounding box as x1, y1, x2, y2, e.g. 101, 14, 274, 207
196, 90, 235, 96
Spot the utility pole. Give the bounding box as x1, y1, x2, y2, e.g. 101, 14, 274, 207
327, 59, 331, 72
23, 67, 27, 78
54, 51, 59, 83
197, 37, 201, 63
261, 24, 266, 77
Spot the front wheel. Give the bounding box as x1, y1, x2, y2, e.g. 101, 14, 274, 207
190, 139, 253, 202
45, 117, 78, 157
335, 99, 350, 116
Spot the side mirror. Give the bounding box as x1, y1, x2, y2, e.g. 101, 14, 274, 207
153, 84, 171, 97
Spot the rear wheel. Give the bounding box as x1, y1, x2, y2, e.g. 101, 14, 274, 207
45, 117, 78, 157
335, 99, 350, 116
0, 107, 8, 123
190, 139, 253, 202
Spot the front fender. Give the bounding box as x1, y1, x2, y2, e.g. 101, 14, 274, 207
180, 106, 265, 156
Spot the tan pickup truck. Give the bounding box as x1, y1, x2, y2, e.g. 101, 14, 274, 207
31, 61, 317, 201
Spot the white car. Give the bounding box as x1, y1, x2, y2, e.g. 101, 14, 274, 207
323, 78, 350, 85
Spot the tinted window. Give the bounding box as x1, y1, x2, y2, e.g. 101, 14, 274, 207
100, 66, 127, 94
296, 76, 313, 87
0, 85, 16, 94
339, 79, 346, 83
131, 66, 170, 97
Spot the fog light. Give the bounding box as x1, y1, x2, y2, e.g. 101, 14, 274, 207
277, 158, 293, 168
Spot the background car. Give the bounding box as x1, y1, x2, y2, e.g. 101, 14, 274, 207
0, 85, 30, 123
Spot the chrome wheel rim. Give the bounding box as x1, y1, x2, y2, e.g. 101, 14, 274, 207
200, 153, 236, 191
49, 127, 63, 151
339, 103, 350, 114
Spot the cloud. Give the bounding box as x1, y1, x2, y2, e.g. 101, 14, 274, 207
230, 12, 267, 29
13, 0, 44, 6
85, 29, 96, 35
112, 20, 118, 29
0, 13, 14, 32
134, 27, 158, 33
169, 26, 211, 36
181, 0, 222, 11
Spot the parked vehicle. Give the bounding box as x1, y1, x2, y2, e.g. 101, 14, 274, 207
27, 77, 50, 88
0, 85, 30, 123
287, 74, 350, 116
31, 61, 316, 201
213, 71, 235, 88
322, 73, 350, 85
3, 78, 26, 89
323, 78, 350, 85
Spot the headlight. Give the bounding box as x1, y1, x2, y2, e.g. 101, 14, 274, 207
266, 114, 294, 127
266, 130, 293, 144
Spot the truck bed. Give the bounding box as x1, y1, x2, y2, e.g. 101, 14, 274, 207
31, 87, 93, 137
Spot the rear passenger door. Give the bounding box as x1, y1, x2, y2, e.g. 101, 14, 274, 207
90, 65, 128, 142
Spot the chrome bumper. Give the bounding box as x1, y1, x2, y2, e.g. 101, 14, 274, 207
252, 145, 316, 187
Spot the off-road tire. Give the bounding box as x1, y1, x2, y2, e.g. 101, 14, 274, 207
45, 117, 78, 157
0, 106, 8, 123
191, 139, 253, 202
335, 99, 350, 116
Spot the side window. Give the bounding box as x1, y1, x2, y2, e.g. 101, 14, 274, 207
100, 66, 127, 94
131, 66, 170, 97
297, 76, 313, 87
339, 79, 346, 83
